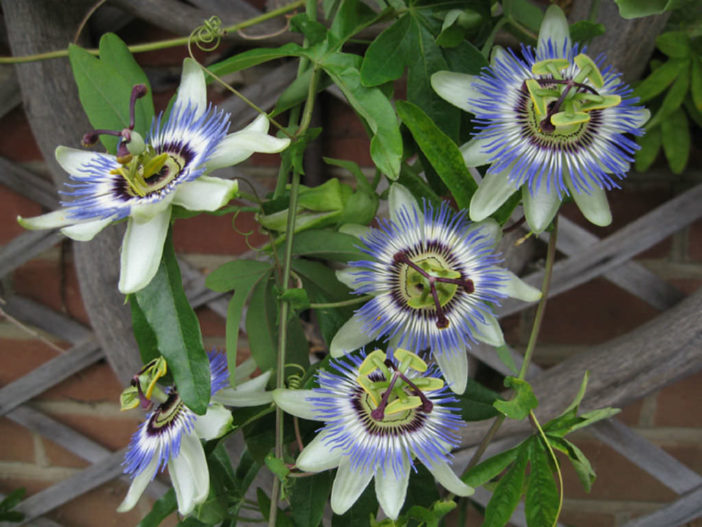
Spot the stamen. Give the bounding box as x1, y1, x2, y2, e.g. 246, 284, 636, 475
370, 371, 400, 420
387, 361, 434, 413
130, 375, 152, 409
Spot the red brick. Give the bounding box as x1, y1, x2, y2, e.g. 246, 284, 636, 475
539, 278, 659, 345
11, 255, 89, 325
248, 151, 286, 167
559, 509, 615, 527
688, 220, 702, 262
0, 418, 35, 462
668, 278, 702, 295
560, 440, 677, 502
42, 439, 90, 469
654, 371, 702, 427
0, 106, 43, 162
0, 477, 53, 497
0, 339, 58, 384
0, 186, 43, 244
560, 188, 672, 259
197, 306, 226, 338
173, 210, 268, 256
44, 412, 142, 452
40, 360, 124, 403
616, 399, 643, 427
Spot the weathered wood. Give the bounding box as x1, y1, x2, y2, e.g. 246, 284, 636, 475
14, 450, 126, 525
499, 184, 702, 318
591, 420, 702, 494
2, 0, 142, 386
460, 287, 702, 447
0, 230, 63, 278
0, 67, 21, 120
546, 216, 685, 310
0, 497, 62, 527
0, 157, 59, 210
621, 484, 702, 527
568, 1, 670, 83
2, 295, 92, 344
0, 337, 101, 417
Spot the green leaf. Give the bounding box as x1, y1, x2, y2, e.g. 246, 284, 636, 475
265, 453, 291, 482
569, 21, 605, 44
635, 126, 662, 172
656, 31, 690, 58
0, 489, 25, 513
548, 437, 596, 492
691, 56, 702, 111
647, 60, 690, 128
442, 40, 488, 75
462, 447, 520, 488
496, 344, 519, 375
134, 233, 210, 415
330, 0, 383, 44
208, 43, 307, 78
525, 441, 559, 527
322, 53, 403, 179
290, 229, 366, 262
406, 500, 457, 527
633, 59, 685, 104
396, 100, 477, 208
503, 0, 543, 34
323, 157, 373, 192
483, 443, 529, 527
493, 377, 538, 420
206, 259, 273, 386
257, 487, 295, 527
290, 472, 333, 527
613, 0, 676, 18
456, 380, 502, 421
290, 14, 329, 45
360, 15, 413, 87
661, 107, 690, 174
129, 296, 160, 364
137, 489, 177, 527
397, 163, 443, 207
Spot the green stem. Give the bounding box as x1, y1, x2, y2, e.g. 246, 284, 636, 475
0, 0, 305, 64
309, 295, 373, 309
481, 17, 508, 57
463, 217, 559, 472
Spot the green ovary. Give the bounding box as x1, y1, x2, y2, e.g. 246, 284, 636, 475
112, 147, 184, 197
401, 255, 461, 310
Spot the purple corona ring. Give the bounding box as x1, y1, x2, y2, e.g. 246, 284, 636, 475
431, 6, 649, 233
273, 349, 474, 520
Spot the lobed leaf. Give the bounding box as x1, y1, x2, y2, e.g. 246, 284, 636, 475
493, 377, 538, 420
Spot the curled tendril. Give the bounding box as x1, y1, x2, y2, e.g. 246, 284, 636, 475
192, 16, 223, 52
285, 363, 307, 389
231, 209, 259, 252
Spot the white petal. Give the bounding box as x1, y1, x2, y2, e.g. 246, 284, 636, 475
18, 209, 76, 231
118, 210, 171, 294
566, 180, 612, 227
375, 459, 410, 520
389, 183, 420, 222
296, 433, 343, 472
632, 108, 651, 129
427, 461, 474, 497
339, 223, 373, 239
431, 71, 481, 114
237, 370, 272, 392
490, 46, 507, 66
55, 146, 109, 177
522, 184, 561, 234
170, 432, 209, 516
116, 454, 159, 513
473, 311, 505, 347
330, 314, 373, 357
129, 191, 174, 222
335, 268, 358, 290
469, 170, 517, 222
498, 270, 541, 302
537, 5, 571, 56
233, 357, 258, 385
460, 137, 493, 167
206, 117, 290, 171
272, 389, 320, 421
215, 372, 274, 407
467, 218, 502, 246
330, 458, 374, 516
194, 403, 232, 441
60, 218, 112, 241
434, 349, 468, 394
176, 58, 207, 119
172, 176, 238, 212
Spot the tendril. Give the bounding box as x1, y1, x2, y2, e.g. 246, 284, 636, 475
231, 209, 259, 252
192, 16, 223, 52
285, 363, 307, 389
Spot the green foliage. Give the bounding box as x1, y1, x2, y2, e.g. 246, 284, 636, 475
134, 232, 210, 415
289, 472, 333, 527
524, 441, 559, 527
456, 380, 503, 421
0, 488, 25, 523
614, 0, 677, 19
68, 34, 153, 153
137, 489, 177, 527
493, 377, 538, 420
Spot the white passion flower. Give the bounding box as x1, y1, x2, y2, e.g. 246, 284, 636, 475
118, 352, 273, 516
18, 58, 290, 294
273, 349, 474, 520
431, 6, 650, 233
331, 184, 541, 394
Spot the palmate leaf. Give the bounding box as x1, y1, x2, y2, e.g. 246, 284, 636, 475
483, 443, 529, 527
525, 441, 559, 527
134, 232, 210, 415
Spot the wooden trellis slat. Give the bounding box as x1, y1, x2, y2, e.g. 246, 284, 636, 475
0, 229, 64, 278
0, 156, 59, 210
0, 337, 101, 416
621, 484, 702, 527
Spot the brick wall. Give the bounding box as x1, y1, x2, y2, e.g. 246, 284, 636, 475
0, 33, 701, 527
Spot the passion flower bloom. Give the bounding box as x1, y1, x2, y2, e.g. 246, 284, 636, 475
331, 184, 540, 394
19, 58, 290, 294
431, 6, 650, 233
118, 353, 273, 516
273, 349, 473, 519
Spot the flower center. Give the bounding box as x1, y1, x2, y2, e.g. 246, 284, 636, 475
356, 349, 444, 423
394, 251, 474, 329
147, 390, 186, 434
524, 54, 621, 135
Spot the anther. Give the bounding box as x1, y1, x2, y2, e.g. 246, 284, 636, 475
395, 370, 434, 413
131, 375, 152, 409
